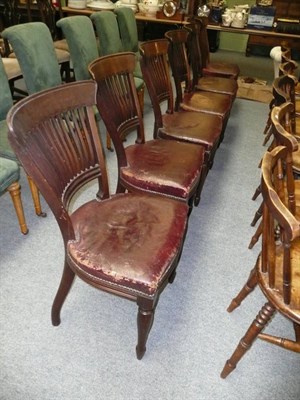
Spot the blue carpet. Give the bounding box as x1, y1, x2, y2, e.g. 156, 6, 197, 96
0, 96, 299, 400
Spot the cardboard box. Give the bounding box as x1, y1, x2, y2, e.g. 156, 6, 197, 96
247, 6, 276, 30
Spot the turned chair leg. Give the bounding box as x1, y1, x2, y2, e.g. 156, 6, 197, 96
252, 185, 261, 201
194, 163, 208, 206
27, 175, 47, 217
8, 181, 28, 234
250, 202, 263, 226
294, 322, 300, 342
227, 264, 258, 313
248, 221, 262, 249
106, 131, 114, 152
136, 298, 155, 360
51, 260, 76, 326
221, 302, 276, 379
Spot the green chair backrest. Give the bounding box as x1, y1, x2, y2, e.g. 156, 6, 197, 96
91, 11, 123, 56
114, 7, 139, 53
0, 56, 13, 121
2, 22, 62, 94
57, 16, 99, 81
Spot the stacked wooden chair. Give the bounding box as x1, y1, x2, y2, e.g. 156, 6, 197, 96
249, 51, 300, 249
221, 103, 300, 377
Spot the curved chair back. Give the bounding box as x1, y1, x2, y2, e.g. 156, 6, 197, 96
89, 52, 144, 164
57, 16, 99, 81
7, 80, 108, 239
2, 22, 61, 94
7, 79, 189, 359
164, 29, 193, 109
90, 11, 123, 56
139, 39, 174, 131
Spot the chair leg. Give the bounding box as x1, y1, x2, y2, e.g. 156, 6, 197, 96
51, 260, 76, 326
106, 130, 114, 152
227, 263, 258, 313
194, 162, 208, 207
27, 175, 47, 217
60, 61, 72, 83
294, 322, 300, 342
248, 220, 262, 249
250, 201, 263, 226
251, 184, 261, 201
137, 85, 145, 116
136, 298, 155, 360
221, 302, 276, 379
7, 181, 28, 234
262, 118, 272, 146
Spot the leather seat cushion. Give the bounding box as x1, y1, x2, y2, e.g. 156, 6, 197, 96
181, 91, 232, 119
196, 76, 238, 98
68, 193, 188, 297
203, 62, 240, 80
122, 139, 204, 199
159, 110, 222, 147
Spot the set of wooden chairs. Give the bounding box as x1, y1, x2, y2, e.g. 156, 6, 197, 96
0, 10, 240, 358
221, 47, 300, 378
2, 6, 298, 374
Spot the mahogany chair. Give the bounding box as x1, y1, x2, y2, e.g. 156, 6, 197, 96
89, 52, 205, 209
184, 22, 238, 102
195, 17, 240, 80
164, 29, 232, 135
139, 39, 223, 190
7, 80, 189, 359
221, 145, 300, 379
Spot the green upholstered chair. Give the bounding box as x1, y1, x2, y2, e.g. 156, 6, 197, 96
26, 0, 71, 82
2, 22, 62, 94
1, 57, 26, 100
114, 7, 139, 54
0, 157, 28, 234
0, 52, 28, 232
90, 11, 123, 57
91, 10, 144, 119
56, 16, 99, 81
114, 7, 143, 80
0, 54, 45, 217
